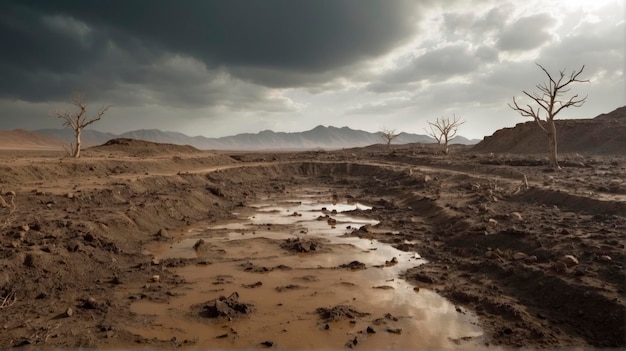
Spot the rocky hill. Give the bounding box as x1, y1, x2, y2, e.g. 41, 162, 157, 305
472, 106, 626, 154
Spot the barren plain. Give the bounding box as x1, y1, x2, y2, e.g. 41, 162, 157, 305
0, 139, 624, 349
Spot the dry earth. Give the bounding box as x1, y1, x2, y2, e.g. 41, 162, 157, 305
0, 140, 624, 349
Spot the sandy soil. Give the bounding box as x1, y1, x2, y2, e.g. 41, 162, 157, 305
0, 143, 624, 349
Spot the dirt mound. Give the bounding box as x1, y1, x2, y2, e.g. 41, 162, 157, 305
472, 106, 626, 155
0, 129, 65, 150
196, 292, 255, 318
316, 305, 370, 322
86, 138, 202, 157
280, 238, 320, 253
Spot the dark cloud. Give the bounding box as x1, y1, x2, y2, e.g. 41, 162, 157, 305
0, 0, 422, 103
497, 13, 556, 51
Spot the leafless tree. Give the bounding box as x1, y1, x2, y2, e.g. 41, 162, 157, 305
509, 63, 588, 169
53, 92, 111, 158
426, 114, 464, 154
380, 128, 399, 148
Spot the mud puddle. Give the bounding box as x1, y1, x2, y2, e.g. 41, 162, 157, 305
127, 189, 484, 349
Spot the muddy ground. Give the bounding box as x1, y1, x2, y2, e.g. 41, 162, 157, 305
0, 143, 624, 349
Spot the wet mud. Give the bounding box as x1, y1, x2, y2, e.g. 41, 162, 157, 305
129, 190, 484, 349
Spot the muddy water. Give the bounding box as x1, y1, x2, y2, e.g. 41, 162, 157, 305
129, 189, 484, 349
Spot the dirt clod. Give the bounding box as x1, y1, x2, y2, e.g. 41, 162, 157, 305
198, 292, 255, 319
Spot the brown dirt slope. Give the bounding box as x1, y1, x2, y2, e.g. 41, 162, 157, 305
0, 129, 65, 150
85, 138, 202, 157
472, 106, 626, 154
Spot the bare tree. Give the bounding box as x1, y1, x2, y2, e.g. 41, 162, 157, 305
53, 92, 111, 158
425, 114, 464, 154
380, 128, 399, 148
509, 63, 588, 169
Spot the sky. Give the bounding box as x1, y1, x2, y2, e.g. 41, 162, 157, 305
0, 0, 624, 139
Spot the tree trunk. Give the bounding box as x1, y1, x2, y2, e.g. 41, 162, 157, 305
547, 120, 559, 169
74, 128, 82, 158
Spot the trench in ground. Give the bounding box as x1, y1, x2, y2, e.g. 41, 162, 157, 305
123, 186, 484, 349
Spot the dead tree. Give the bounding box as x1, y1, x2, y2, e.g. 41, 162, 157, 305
53, 92, 111, 158
509, 63, 588, 169
380, 128, 399, 148
426, 114, 464, 154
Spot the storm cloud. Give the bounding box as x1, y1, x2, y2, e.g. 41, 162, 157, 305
0, 0, 623, 139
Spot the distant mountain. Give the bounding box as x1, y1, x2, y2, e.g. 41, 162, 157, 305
34, 125, 478, 151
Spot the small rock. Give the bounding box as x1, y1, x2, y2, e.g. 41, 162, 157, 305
525, 255, 538, 263
510, 212, 523, 221
67, 192, 74, 199
478, 203, 488, 212
366, 326, 376, 334
152, 275, 160, 283
413, 287, 420, 293
260, 341, 273, 347
151, 258, 160, 265
23, 254, 36, 267
561, 255, 579, 267
386, 328, 402, 334
65, 307, 73, 317
156, 228, 169, 238
20, 224, 30, 232
599, 255, 612, 262
5, 191, 16, 196
487, 218, 498, 227
512, 252, 527, 261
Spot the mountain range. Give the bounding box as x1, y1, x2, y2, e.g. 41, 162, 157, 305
33, 125, 479, 150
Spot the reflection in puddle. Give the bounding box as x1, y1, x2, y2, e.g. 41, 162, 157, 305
129, 190, 484, 349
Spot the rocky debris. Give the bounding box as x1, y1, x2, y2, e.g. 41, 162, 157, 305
386, 328, 402, 334
241, 262, 266, 272
512, 252, 527, 261
297, 275, 319, 282
316, 305, 370, 322
193, 239, 209, 251
373, 285, 394, 290
345, 336, 358, 348
275, 284, 305, 292
80, 297, 108, 311
259, 341, 274, 348
339, 261, 367, 270
561, 255, 579, 267
280, 238, 318, 253
199, 292, 255, 319
242, 281, 263, 289
406, 271, 437, 284
385, 257, 398, 266
155, 228, 170, 240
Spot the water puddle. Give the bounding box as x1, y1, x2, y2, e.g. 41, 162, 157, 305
127, 189, 484, 349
